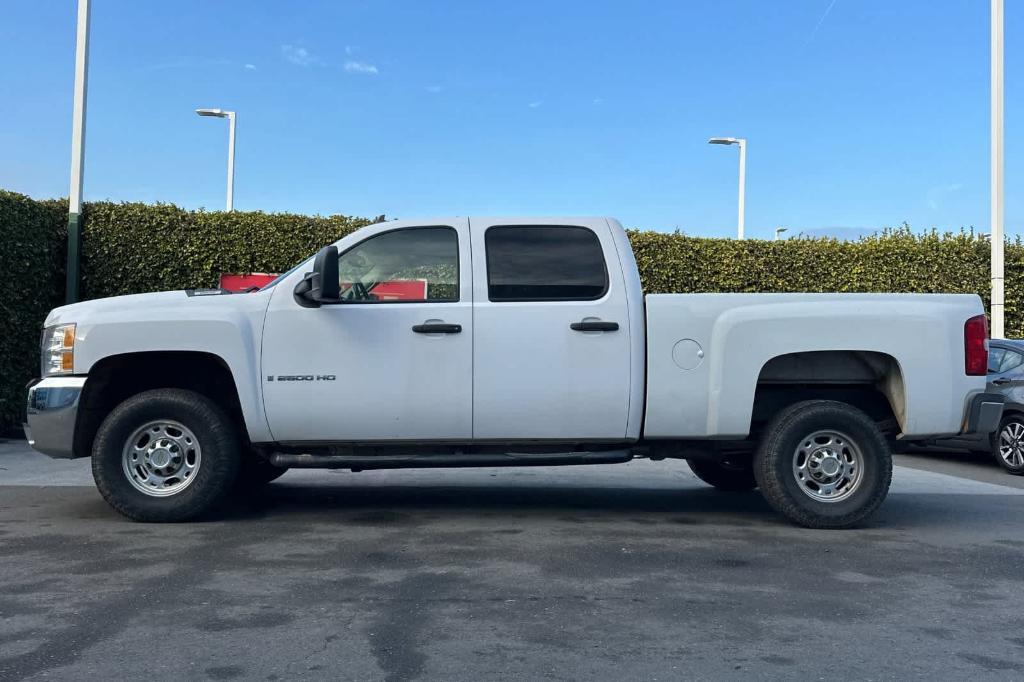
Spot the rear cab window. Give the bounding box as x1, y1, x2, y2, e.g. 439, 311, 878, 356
484, 226, 608, 302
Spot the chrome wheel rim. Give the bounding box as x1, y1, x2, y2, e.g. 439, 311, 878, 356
999, 421, 1024, 469
121, 420, 202, 497
792, 430, 864, 503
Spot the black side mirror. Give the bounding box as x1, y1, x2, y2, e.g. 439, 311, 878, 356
293, 245, 340, 307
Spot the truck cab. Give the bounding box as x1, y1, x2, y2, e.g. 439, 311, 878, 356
260, 217, 645, 445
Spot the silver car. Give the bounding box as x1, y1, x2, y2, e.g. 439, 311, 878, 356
931, 339, 1024, 474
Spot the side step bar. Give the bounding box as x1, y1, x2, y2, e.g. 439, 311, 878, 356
269, 450, 635, 471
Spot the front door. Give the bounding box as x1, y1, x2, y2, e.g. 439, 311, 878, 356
261, 219, 473, 442
470, 219, 632, 441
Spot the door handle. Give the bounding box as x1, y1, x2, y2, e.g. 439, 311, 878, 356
412, 323, 462, 334
993, 378, 1011, 385
570, 320, 619, 332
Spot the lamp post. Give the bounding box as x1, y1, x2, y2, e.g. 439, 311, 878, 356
774, 227, 788, 241
66, 0, 90, 304
709, 136, 747, 239
195, 108, 237, 211
991, 0, 1005, 338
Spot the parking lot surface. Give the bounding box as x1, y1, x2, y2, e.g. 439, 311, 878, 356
3, 440, 1024, 681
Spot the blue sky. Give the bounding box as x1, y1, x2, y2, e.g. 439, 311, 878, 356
1, 1, 1021, 239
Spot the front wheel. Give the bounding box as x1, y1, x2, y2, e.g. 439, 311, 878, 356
92, 388, 241, 522
755, 400, 892, 529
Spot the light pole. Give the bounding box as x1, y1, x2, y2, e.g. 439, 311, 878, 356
991, 0, 1005, 338
774, 227, 788, 241
709, 137, 747, 239
66, 0, 90, 304
196, 108, 237, 211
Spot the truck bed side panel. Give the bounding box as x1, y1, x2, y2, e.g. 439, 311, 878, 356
643, 293, 986, 439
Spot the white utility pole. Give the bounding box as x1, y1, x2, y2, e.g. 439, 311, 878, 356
66, 0, 90, 303
709, 137, 748, 239
774, 227, 788, 241
992, 0, 1005, 338
195, 108, 237, 211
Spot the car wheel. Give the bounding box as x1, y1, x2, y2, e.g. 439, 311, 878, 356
755, 400, 892, 529
91, 388, 241, 522
993, 415, 1024, 475
687, 459, 757, 491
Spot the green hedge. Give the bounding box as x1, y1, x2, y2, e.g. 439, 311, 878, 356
0, 188, 1019, 433
80, 201, 378, 299
0, 191, 67, 431
628, 228, 1017, 335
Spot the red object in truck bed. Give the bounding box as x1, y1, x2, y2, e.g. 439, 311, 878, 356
219, 273, 278, 292
219, 273, 429, 300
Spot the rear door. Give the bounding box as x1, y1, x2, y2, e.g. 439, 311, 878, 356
469, 219, 632, 440
990, 346, 1024, 404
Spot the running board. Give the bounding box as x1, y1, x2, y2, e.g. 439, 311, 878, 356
269, 450, 634, 471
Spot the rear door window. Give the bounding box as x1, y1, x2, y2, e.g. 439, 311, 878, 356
484, 226, 608, 302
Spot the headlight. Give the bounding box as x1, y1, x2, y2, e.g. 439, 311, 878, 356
41, 323, 76, 376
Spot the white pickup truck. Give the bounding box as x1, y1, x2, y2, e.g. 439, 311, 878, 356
26, 217, 1002, 528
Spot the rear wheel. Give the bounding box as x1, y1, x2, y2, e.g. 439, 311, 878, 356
687, 459, 757, 491
755, 400, 892, 529
993, 414, 1024, 475
92, 388, 241, 522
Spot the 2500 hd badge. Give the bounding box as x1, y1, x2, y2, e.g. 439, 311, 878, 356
267, 375, 336, 382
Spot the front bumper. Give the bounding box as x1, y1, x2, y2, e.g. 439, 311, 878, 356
23, 376, 87, 459
962, 391, 1004, 436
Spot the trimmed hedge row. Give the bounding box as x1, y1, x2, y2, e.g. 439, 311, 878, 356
0, 188, 1019, 432
0, 191, 67, 432
80, 201, 378, 299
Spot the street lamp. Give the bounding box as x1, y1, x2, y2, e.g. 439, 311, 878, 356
774, 227, 788, 241
991, 0, 1005, 338
66, 0, 90, 303
709, 136, 747, 240
196, 108, 236, 211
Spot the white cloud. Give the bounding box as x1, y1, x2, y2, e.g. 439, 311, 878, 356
345, 45, 357, 56
592, 97, 603, 104
926, 183, 964, 210
425, 85, 443, 93
344, 60, 379, 75
281, 44, 318, 66
244, 63, 257, 71
528, 100, 543, 108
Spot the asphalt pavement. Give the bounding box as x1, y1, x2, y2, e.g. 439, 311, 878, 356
3, 439, 1024, 681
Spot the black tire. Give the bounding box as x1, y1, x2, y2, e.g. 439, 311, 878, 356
687, 459, 757, 491
235, 451, 288, 489
91, 388, 241, 522
754, 400, 892, 529
992, 414, 1024, 475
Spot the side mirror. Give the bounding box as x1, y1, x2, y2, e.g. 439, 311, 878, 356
293, 245, 340, 307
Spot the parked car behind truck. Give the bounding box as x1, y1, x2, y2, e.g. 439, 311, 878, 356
924, 338, 1024, 474
25, 217, 1003, 528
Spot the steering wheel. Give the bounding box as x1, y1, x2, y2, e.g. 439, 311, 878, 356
352, 281, 372, 300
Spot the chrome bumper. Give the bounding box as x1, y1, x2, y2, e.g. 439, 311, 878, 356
23, 376, 87, 459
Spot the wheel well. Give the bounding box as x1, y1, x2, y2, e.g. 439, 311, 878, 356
74, 351, 246, 458
753, 351, 906, 437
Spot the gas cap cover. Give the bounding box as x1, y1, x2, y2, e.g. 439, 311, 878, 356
672, 339, 705, 371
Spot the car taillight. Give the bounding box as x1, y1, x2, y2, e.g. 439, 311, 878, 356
964, 314, 989, 376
